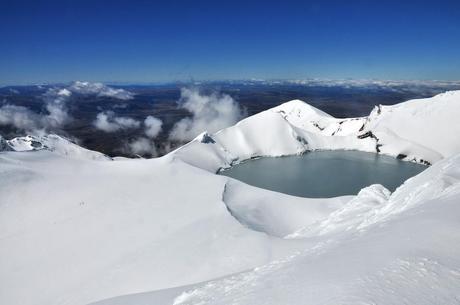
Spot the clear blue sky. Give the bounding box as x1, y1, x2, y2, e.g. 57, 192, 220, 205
1, 0, 460, 85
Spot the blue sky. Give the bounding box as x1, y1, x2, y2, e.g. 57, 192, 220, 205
1, 0, 460, 85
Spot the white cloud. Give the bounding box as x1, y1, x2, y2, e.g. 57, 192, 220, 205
46, 103, 71, 128
282, 79, 460, 92
144, 115, 163, 138
69, 81, 134, 100
120, 116, 163, 156
0, 82, 135, 136
0, 87, 72, 131
126, 137, 157, 156
41, 87, 73, 127
94, 111, 140, 132
0, 104, 42, 131
169, 88, 245, 141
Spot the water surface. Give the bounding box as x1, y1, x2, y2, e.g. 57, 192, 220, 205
219, 150, 426, 198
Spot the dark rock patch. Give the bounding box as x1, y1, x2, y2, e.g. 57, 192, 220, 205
420, 159, 431, 166
357, 131, 378, 140
313, 122, 324, 131
296, 136, 308, 145
201, 133, 216, 144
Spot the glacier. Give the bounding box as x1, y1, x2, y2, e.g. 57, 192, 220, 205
0, 91, 460, 305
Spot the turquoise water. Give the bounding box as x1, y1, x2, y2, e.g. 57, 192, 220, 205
219, 150, 427, 198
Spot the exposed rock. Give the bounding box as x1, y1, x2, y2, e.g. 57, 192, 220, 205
200, 133, 216, 144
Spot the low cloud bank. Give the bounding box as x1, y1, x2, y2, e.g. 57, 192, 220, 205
42, 88, 73, 127
0, 84, 246, 158
97, 87, 244, 157
0, 81, 135, 134
126, 137, 157, 156
94, 111, 141, 132
144, 116, 163, 138
169, 88, 245, 141
124, 116, 164, 156
0, 88, 73, 133
0, 104, 43, 131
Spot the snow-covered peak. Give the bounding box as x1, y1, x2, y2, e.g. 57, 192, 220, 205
172, 90, 460, 172
272, 99, 333, 119
4, 134, 110, 160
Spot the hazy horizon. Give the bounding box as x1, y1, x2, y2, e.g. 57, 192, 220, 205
3, 77, 460, 87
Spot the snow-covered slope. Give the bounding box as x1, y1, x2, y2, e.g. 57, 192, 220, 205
1, 91, 460, 305
91, 152, 460, 305
170, 156, 460, 305
0, 149, 339, 305
3, 134, 110, 160
365, 91, 460, 159
174, 91, 460, 172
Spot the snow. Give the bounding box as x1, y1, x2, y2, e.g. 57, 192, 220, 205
4, 134, 110, 160
223, 179, 351, 237
1, 91, 460, 305
366, 91, 460, 158
170, 155, 460, 305
173, 91, 460, 172
0, 153, 304, 305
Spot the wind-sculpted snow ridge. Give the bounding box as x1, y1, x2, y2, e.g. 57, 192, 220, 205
1, 91, 460, 305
